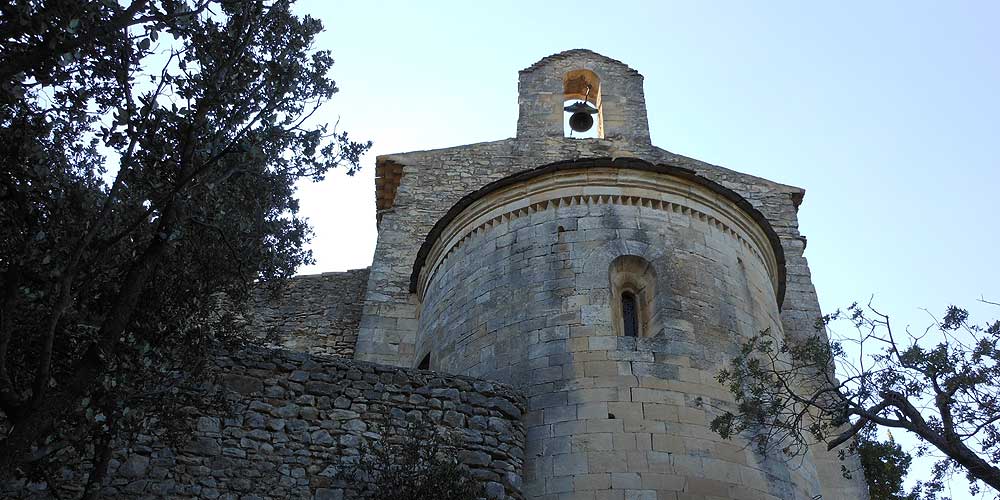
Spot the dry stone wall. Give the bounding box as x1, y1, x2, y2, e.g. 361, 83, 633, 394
252, 268, 369, 358
5, 347, 526, 500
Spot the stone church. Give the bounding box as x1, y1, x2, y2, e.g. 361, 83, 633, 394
260, 49, 868, 499
20, 49, 869, 500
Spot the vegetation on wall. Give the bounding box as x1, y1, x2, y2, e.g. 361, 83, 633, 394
337, 421, 486, 500
0, 0, 370, 495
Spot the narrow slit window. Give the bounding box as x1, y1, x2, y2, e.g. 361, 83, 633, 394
418, 353, 430, 370
622, 291, 639, 337
609, 255, 657, 339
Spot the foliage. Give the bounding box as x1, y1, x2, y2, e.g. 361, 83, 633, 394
709, 302, 1000, 497
856, 426, 929, 500
337, 421, 486, 500
0, 0, 370, 496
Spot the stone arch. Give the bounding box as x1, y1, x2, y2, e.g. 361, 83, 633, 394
563, 69, 603, 138
575, 237, 672, 337
580, 239, 662, 271
563, 68, 601, 103
609, 255, 658, 338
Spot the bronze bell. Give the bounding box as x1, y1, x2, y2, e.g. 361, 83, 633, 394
564, 101, 599, 133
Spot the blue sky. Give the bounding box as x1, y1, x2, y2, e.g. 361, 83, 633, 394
291, 2, 998, 496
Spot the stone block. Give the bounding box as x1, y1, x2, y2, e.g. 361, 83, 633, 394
641, 472, 684, 491
576, 401, 609, 420
684, 477, 731, 497
552, 452, 589, 476
587, 451, 628, 473
571, 433, 613, 452
567, 387, 619, 404
314, 488, 343, 500
196, 416, 222, 433
184, 437, 221, 457
623, 489, 657, 500
119, 455, 150, 478
220, 374, 261, 395
608, 401, 644, 421
611, 472, 642, 489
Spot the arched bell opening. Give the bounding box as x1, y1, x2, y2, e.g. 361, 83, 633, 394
563, 69, 602, 138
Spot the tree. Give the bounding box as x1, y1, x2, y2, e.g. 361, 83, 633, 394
0, 0, 370, 495
850, 423, 939, 500
709, 302, 1000, 497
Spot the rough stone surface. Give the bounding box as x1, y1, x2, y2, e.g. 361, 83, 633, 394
252, 268, 369, 358
516, 49, 651, 143
415, 165, 799, 499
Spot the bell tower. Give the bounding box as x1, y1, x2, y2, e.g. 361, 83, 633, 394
516, 49, 651, 143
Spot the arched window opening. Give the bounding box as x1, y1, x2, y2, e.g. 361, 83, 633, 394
622, 291, 639, 337
609, 255, 658, 338
563, 69, 602, 139
417, 353, 431, 370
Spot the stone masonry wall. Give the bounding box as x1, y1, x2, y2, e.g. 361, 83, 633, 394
358, 48, 869, 499
253, 268, 369, 358
363, 141, 868, 498
516, 49, 651, 143
4, 348, 526, 500
414, 168, 812, 499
